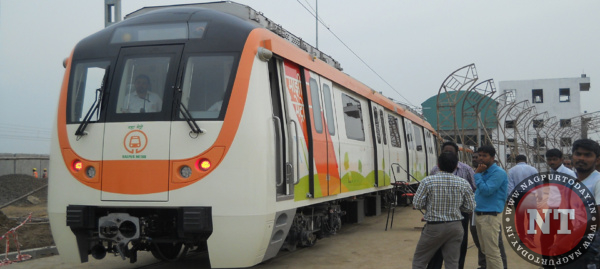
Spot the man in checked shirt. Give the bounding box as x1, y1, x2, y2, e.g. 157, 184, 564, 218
426, 142, 476, 269
412, 152, 476, 269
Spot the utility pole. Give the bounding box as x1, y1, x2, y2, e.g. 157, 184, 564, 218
582, 115, 591, 139
315, 0, 318, 49
105, 0, 122, 28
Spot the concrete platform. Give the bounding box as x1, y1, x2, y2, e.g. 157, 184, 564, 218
6, 206, 537, 268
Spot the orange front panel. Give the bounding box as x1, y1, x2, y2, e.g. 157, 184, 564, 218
102, 160, 168, 194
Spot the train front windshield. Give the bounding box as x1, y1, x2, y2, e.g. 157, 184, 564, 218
68, 61, 110, 123
178, 55, 235, 119
67, 47, 238, 124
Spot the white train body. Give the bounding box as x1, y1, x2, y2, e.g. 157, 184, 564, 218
48, 2, 438, 268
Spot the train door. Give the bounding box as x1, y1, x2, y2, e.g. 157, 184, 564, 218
388, 114, 407, 182
411, 123, 427, 180
101, 45, 183, 201
337, 91, 372, 192
306, 71, 340, 197
423, 130, 437, 174
282, 60, 310, 201
269, 58, 295, 199
371, 104, 390, 186
380, 109, 391, 186
319, 78, 341, 195
403, 119, 416, 182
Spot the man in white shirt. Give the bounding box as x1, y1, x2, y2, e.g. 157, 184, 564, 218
563, 139, 600, 267
536, 149, 577, 267
546, 149, 577, 178
120, 75, 162, 113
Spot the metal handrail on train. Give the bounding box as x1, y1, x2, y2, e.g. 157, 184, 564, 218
273, 116, 284, 187
289, 119, 299, 184
385, 163, 423, 231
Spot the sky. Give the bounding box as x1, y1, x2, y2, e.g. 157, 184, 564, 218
1, 0, 600, 154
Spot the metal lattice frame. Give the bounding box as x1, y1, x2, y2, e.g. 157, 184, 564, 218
490, 91, 535, 169
436, 64, 478, 144
433, 68, 599, 171
459, 79, 496, 147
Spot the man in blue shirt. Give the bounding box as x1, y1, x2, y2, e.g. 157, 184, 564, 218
474, 145, 508, 269
507, 155, 539, 250
508, 155, 539, 195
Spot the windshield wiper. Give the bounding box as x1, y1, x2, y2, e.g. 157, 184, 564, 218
75, 66, 109, 137
175, 88, 203, 134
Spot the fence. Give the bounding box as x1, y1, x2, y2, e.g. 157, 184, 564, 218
0, 154, 49, 177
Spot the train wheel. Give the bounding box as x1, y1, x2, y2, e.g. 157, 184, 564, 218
151, 242, 189, 261
300, 230, 317, 247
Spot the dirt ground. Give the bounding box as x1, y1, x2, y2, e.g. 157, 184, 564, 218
0, 174, 53, 254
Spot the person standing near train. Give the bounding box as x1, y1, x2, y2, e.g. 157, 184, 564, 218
556, 139, 600, 267
412, 152, 475, 269
506, 155, 538, 256
546, 148, 576, 177
470, 153, 508, 269
426, 142, 475, 269
473, 145, 508, 269
508, 155, 539, 194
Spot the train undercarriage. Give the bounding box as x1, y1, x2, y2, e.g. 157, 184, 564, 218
66, 205, 212, 263
283, 202, 344, 251
65, 194, 387, 264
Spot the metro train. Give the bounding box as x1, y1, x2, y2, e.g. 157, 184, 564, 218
48, 2, 439, 268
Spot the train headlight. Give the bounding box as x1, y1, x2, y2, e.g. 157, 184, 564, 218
86, 166, 96, 178
72, 160, 83, 172
197, 159, 211, 171
180, 165, 192, 178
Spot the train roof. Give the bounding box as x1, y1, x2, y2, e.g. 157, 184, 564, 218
124, 1, 435, 133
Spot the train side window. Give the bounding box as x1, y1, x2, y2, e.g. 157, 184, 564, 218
322, 84, 335, 135
388, 115, 402, 148
115, 57, 170, 114
68, 61, 110, 123
413, 125, 423, 151
342, 93, 365, 141
405, 123, 412, 143
373, 107, 381, 144
309, 78, 323, 133
180, 55, 235, 119
379, 110, 387, 145
425, 132, 433, 153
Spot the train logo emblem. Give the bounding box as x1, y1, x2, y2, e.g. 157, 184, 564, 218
123, 130, 148, 154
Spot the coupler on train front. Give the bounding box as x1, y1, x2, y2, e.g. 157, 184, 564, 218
65, 205, 212, 263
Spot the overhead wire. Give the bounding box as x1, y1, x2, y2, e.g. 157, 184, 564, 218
0, 123, 51, 142
295, 0, 417, 109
